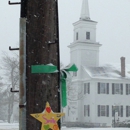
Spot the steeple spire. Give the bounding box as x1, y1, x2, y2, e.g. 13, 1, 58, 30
80, 0, 90, 20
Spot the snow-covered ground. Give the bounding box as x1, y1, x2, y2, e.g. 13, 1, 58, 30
62, 127, 129, 130
0, 123, 129, 130
0, 123, 18, 130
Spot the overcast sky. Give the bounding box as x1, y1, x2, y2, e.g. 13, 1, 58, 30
0, 0, 130, 66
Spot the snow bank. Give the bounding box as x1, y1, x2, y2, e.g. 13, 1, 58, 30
62, 127, 129, 130
0, 123, 18, 130
0, 123, 129, 130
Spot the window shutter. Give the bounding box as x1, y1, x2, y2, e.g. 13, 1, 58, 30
68, 106, 70, 116
126, 84, 128, 95
112, 106, 114, 117
120, 84, 123, 95
126, 106, 128, 117
107, 83, 109, 94
88, 105, 90, 116
84, 105, 86, 116
107, 105, 109, 117
84, 84, 86, 94
98, 105, 100, 117
112, 83, 114, 94
98, 83, 100, 94
88, 83, 90, 94
121, 106, 123, 117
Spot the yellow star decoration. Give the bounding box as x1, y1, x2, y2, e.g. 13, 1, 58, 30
30, 102, 65, 130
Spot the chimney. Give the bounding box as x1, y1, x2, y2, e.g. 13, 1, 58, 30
120, 57, 125, 77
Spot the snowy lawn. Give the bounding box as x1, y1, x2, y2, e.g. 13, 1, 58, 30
0, 123, 129, 130
0, 123, 18, 130
62, 127, 129, 130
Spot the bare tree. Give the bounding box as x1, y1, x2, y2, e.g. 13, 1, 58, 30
0, 77, 6, 121
0, 52, 19, 123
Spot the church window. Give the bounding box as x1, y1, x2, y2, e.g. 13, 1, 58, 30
112, 106, 123, 117
76, 32, 78, 40
73, 72, 77, 77
84, 105, 90, 117
62, 115, 65, 122
112, 83, 123, 95
98, 82, 109, 94
101, 106, 105, 116
126, 106, 130, 117
98, 105, 109, 117
84, 83, 90, 94
126, 84, 130, 95
86, 32, 90, 39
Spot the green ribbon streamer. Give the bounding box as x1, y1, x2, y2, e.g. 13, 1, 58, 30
31, 64, 58, 73
31, 64, 78, 107
60, 64, 78, 107
60, 77, 66, 107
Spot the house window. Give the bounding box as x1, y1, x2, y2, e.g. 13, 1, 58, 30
112, 106, 123, 117
86, 32, 90, 39
84, 105, 90, 117
126, 84, 130, 95
126, 106, 130, 117
98, 105, 109, 117
112, 83, 123, 95
98, 82, 109, 94
84, 83, 90, 94
76, 32, 78, 40
62, 116, 65, 122
73, 72, 77, 77
101, 106, 106, 116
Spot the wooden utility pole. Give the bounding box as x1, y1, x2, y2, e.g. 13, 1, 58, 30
25, 1, 60, 130
9, 0, 60, 129
19, 0, 60, 129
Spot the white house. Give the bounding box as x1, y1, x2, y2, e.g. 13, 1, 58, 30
63, 0, 130, 127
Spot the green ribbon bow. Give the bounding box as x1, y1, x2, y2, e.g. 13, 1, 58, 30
31, 64, 78, 107
60, 64, 78, 107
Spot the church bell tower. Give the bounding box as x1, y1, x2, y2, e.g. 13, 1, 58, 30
68, 0, 101, 78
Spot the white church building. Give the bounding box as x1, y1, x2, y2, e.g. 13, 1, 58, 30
63, 0, 130, 127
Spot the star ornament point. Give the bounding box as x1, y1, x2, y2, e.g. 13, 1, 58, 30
30, 102, 65, 130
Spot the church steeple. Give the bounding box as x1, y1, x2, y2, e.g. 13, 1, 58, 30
80, 0, 90, 20
69, 0, 101, 71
